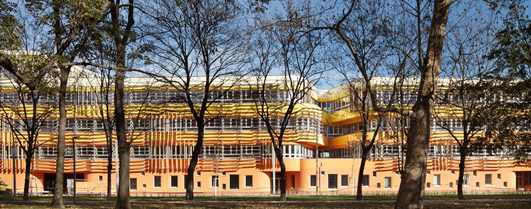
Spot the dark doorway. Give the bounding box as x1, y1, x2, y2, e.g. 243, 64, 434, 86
43, 173, 84, 193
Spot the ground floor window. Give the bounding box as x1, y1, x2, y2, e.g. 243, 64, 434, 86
310, 175, 317, 187
362, 175, 369, 187
384, 177, 391, 189
291, 175, 295, 189
230, 175, 239, 190
246, 175, 253, 188
341, 175, 348, 187
328, 174, 337, 189
130, 178, 137, 190
154, 176, 161, 188
485, 174, 492, 186
212, 175, 219, 188
433, 174, 440, 186
171, 176, 178, 188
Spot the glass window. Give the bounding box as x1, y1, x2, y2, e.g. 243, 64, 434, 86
362, 175, 369, 187
154, 176, 161, 188
230, 175, 239, 190
171, 176, 178, 188
130, 178, 137, 190
485, 174, 492, 186
246, 175, 253, 188
310, 175, 317, 187
341, 175, 348, 187
328, 174, 337, 189
384, 177, 391, 189
212, 175, 219, 188
434, 174, 441, 186
291, 175, 295, 189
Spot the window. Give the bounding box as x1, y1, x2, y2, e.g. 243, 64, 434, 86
212, 175, 219, 188
328, 174, 338, 189
503, 182, 507, 188
321, 171, 325, 176
476, 182, 480, 188
449, 182, 453, 189
230, 175, 239, 190
142, 184, 146, 189
485, 174, 492, 186
497, 173, 501, 180
141, 172, 145, 177
222, 184, 227, 190
341, 175, 348, 187
310, 175, 317, 187
427, 171, 430, 175
377, 183, 381, 189
197, 181, 201, 188
130, 178, 137, 190
473, 171, 477, 177
384, 177, 391, 189
290, 175, 295, 189
154, 176, 161, 188
373, 171, 376, 178
171, 176, 178, 188
197, 172, 201, 176
427, 182, 431, 188
433, 174, 441, 186
98, 176, 103, 182
246, 175, 253, 188
362, 175, 369, 187
451, 171, 455, 175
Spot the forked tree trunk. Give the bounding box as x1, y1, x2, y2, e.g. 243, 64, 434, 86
395, 1, 449, 208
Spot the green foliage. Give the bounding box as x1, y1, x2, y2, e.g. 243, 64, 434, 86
0, 0, 22, 50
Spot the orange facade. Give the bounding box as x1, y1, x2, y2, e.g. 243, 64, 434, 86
1, 76, 531, 196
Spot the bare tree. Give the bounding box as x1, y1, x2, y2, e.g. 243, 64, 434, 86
250, 10, 325, 200
305, 0, 453, 207
0, 54, 58, 201
145, 0, 247, 201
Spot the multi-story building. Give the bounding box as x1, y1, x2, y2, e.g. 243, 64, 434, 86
0, 70, 530, 196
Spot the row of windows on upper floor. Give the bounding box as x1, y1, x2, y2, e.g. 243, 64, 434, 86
326, 117, 528, 138
1, 144, 515, 162
0, 89, 316, 106
318, 91, 528, 113
0, 144, 315, 160
3, 117, 322, 133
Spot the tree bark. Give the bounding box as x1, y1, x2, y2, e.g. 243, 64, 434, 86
186, 123, 204, 201
356, 151, 368, 200
277, 152, 287, 201
395, 1, 450, 208
107, 134, 113, 201
51, 67, 69, 208
115, 67, 130, 209
23, 152, 32, 201
457, 147, 466, 200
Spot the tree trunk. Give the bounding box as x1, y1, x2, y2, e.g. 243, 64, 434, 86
51, 68, 69, 208
395, 1, 449, 208
107, 136, 113, 201
186, 125, 204, 201
277, 152, 287, 201
457, 148, 466, 200
356, 151, 368, 200
23, 152, 32, 201
115, 66, 130, 209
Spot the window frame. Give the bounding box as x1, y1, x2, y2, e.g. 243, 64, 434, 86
310, 175, 317, 187
328, 174, 338, 189
170, 176, 178, 188
245, 175, 253, 188
229, 175, 240, 190
341, 175, 349, 187
384, 177, 392, 189
154, 176, 162, 188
